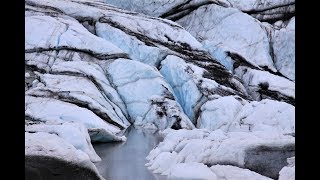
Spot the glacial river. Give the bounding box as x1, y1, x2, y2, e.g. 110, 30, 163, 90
94, 126, 168, 180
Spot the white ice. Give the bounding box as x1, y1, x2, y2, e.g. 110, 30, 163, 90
25, 131, 102, 177
210, 165, 272, 180
227, 99, 295, 135
234, 66, 295, 100
106, 59, 194, 129
25, 14, 123, 56
177, 4, 276, 71
26, 72, 130, 129
279, 156, 295, 180
146, 129, 294, 176
272, 17, 295, 81
197, 96, 245, 131
26, 121, 101, 162
160, 55, 203, 123
25, 96, 126, 142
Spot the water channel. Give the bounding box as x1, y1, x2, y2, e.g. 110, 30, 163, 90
94, 126, 169, 180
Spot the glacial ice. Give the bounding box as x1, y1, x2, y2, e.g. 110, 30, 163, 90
25, 120, 101, 162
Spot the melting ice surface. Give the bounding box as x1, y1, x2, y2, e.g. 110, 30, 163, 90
94, 126, 168, 180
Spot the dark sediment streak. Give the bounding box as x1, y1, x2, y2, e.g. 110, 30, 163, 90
25, 155, 101, 180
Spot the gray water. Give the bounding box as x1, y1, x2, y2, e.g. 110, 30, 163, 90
94, 126, 169, 180
94, 126, 294, 180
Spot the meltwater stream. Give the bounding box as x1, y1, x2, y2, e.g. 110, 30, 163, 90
94, 126, 168, 180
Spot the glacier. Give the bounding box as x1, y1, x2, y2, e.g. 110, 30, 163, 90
25, 0, 295, 179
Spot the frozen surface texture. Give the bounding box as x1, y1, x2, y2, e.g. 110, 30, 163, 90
26, 120, 101, 162
25, 0, 295, 179
106, 59, 194, 130
177, 4, 276, 72
146, 129, 294, 179
272, 17, 295, 81
234, 66, 295, 105
25, 132, 104, 179
279, 156, 295, 180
